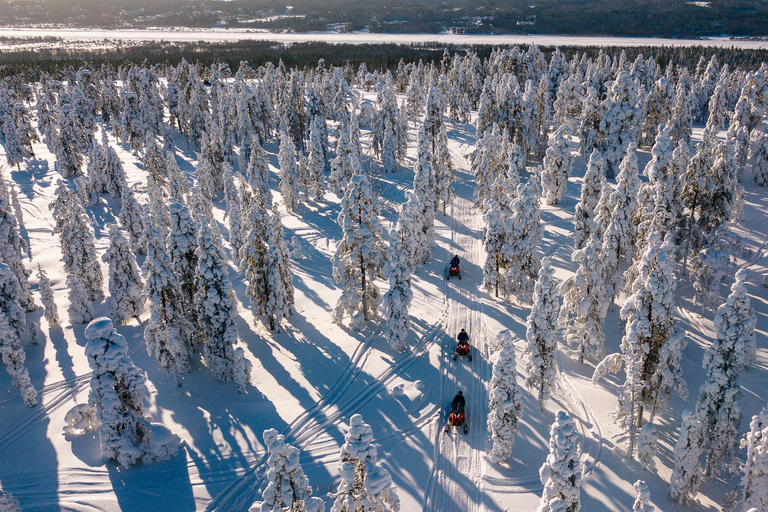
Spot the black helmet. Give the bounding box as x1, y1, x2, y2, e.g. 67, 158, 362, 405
460, 328, 466, 333
458, 390, 463, 395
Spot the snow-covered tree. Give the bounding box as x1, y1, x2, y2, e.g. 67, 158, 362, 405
167, 152, 189, 202
600, 71, 642, 178
195, 216, 239, 383
505, 182, 542, 303
411, 126, 437, 265
559, 232, 609, 362
258, 208, 294, 331
637, 422, 658, 471
525, 256, 560, 411
487, 330, 523, 464
740, 402, 768, 512
0, 183, 34, 312
751, 128, 768, 186
632, 480, 655, 512
0, 489, 21, 512
541, 124, 573, 206
119, 186, 146, 254
482, 174, 515, 298
433, 123, 455, 214
471, 124, 504, 209
85, 317, 180, 467
103, 225, 144, 323
538, 410, 582, 512
66, 273, 93, 325
307, 114, 327, 201
36, 264, 59, 327
329, 414, 400, 512
670, 410, 703, 504
0, 263, 37, 407
278, 127, 300, 212
332, 172, 386, 326
167, 200, 200, 349
223, 168, 245, 267
574, 149, 605, 250
382, 229, 412, 353
250, 429, 324, 512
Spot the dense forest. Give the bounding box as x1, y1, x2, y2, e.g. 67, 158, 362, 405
2, 0, 768, 38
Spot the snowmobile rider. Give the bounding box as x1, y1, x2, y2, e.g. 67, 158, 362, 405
457, 328, 469, 347
450, 255, 460, 268
451, 391, 465, 412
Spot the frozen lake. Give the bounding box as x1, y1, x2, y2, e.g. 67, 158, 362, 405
2, 27, 768, 49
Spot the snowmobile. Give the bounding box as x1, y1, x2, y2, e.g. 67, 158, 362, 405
453, 329, 472, 361
444, 394, 468, 434
446, 255, 462, 280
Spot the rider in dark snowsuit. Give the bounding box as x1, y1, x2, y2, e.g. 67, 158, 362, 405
451, 391, 465, 413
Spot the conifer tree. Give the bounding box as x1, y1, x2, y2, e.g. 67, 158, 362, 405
332, 171, 386, 325
167, 200, 200, 347
307, 114, 327, 201
482, 174, 514, 298
573, 149, 605, 250
538, 411, 582, 512
751, 128, 768, 186
119, 186, 146, 254
670, 410, 703, 504
0, 263, 37, 407
632, 481, 655, 512
599, 71, 642, 178
471, 124, 504, 209
223, 168, 245, 267
541, 124, 573, 206
85, 317, 180, 467
258, 208, 294, 331
637, 423, 658, 471
66, 273, 93, 325
525, 257, 560, 411
411, 126, 437, 265
251, 429, 324, 512
195, 216, 239, 383
505, 182, 542, 303
103, 225, 144, 323
329, 414, 400, 512
0, 183, 34, 312
740, 402, 768, 512
433, 123, 455, 214
36, 264, 59, 327
487, 330, 523, 464
278, 127, 300, 212
382, 229, 412, 353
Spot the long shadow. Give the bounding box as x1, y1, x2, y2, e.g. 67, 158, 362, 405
46, 325, 76, 384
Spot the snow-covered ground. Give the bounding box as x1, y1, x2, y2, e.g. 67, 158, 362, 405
0, 103, 766, 512
1, 28, 768, 49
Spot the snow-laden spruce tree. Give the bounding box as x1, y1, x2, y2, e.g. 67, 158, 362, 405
167, 200, 200, 349
144, 220, 193, 385
85, 317, 180, 467
650, 329, 689, 418
471, 123, 504, 209
0, 488, 21, 512
722, 269, 758, 369
66, 273, 94, 325
49, 181, 103, 302
541, 124, 573, 206
278, 126, 300, 212
195, 216, 239, 383
166, 151, 189, 202
260, 208, 294, 331
749, 126, 768, 186
525, 256, 560, 411
332, 171, 386, 326
538, 410, 582, 512
637, 422, 658, 471
599, 71, 642, 178
573, 149, 605, 250
103, 225, 144, 323
307, 114, 327, 201
740, 402, 768, 512
670, 410, 703, 504
487, 330, 523, 464
692, 269, 751, 476
245, 139, 273, 208
559, 231, 609, 363
223, 168, 245, 268
639, 124, 677, 240
0, 263, 37, 407
329, 414, 400, 512
0, 186, 34, 312
505, 182, 542, 304
411, 126, 437, 265
36, 264, 59, 327
632, 480, 654, 512
433, 123, 455, 214
482, 174, 515, 298
329, 116, 356, 196
602, 144, 640, 299
382, 229, 412, 353
119, 186, 147, 254
250, 429, 324, 512
396, 191, 426, 272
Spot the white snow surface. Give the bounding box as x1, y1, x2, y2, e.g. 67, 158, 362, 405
0, 104, 766, 512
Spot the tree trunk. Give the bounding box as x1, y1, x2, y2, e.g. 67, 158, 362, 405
360, 249, 368, 322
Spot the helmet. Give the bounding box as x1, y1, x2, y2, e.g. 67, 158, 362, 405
458, 391, 463, 396
460, 328, 466, 333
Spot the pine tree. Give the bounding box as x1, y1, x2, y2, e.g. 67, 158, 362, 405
36, 264, 59, 327
251, 429, 324, 512
382, 229, 412, 353
119, 186, 147, 254
525, 256, 560, 411
0, 263, 37, 407
505, 182, 542, 303
632, 481, 655, 512
195, 216, 239, 383
411, 126, 437, 265
260, 208, 294, 331
559, 232, 609, 362
0, 183, 34, 312
471, 124, 504, 209
103, 225, 144, 323
434, 124, 455, 215
573, 149, 605, 250
332, 172, 386, 326
740, 402, 768, 512
144, 220, 193, 384
53, 103, 84, 178
329, 414, 400, 512
85, 317, 180, 467
541, 124, 573, 206
487, 330, 523, 464
223, 168, 245, 267
278, 127, 300, 212
167, 151, 190, 202
66, 272, 94, 325
670, 410, 703, 504
538, 411, 582, 512
167, 200, 201, 349
599, 71, 642, 178
637, 423, 658, 471
482, 175, 514, 298
329, 117, 355, 196
307, 114, 327, 201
